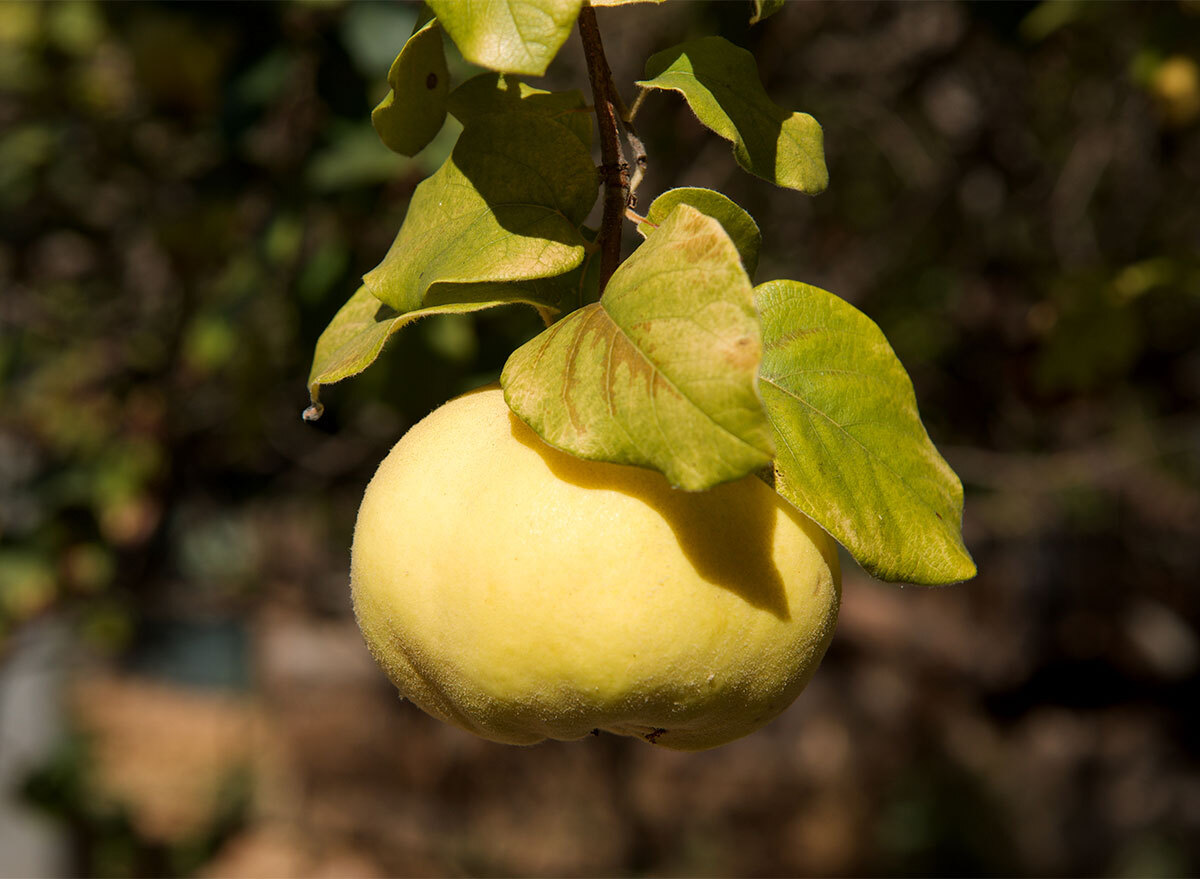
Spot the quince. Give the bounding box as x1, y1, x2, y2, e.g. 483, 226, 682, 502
351, 386, 840, 750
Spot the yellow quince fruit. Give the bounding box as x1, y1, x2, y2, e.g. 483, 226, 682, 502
351, 385, 840, 750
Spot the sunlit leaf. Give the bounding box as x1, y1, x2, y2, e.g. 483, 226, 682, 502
448, 72, 592, 146
307, 286, 516, 411
363, 112, 598, 314
370, 20, 449, 156
637, 187, 761, 277
502, 205, 774, 491
755, 280, 975, 585
638, 36, 828, 194
749, 0, 786, 24
429, 0, 583, 77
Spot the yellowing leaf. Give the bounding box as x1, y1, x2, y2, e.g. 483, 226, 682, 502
638, 187, 761, 277
306, 286, 508, 411
756, 280, 976, 585
429, 0, 583, 77
638, 36, 828, 194
363, 112, 597, 314
502, 205, 774, 491
371, 20, 449, 157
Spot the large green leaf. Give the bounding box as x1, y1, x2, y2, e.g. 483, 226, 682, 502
448, 73, 592, 146
638, 37, 828, 194
637, 187, 761, 278
502, 205, 774, 491
429, 0, 583, 77
371, 20, 449, 157
363, 112, 598, 314
755, 280, 976, 585
305, 286, 508, 414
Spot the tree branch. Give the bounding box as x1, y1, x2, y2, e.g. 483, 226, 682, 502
578, 4, 627, 294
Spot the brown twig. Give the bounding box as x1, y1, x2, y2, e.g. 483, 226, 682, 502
578, 4, 627, 294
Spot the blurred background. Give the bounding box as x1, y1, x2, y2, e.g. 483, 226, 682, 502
2, 1, 1199, 876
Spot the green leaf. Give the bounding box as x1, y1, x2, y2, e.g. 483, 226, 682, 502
749, 0, 786, 24
371, 20, 449, 157
755, 280, 976, 585
638, 36, 828, 194
502, 205, 774, 491
448, 73, 592, 146
306, 286, 504, 413
429, 0, 583, 77
307, 122, 406, 191
638, 187, 761, 278
363, 112, 598, 314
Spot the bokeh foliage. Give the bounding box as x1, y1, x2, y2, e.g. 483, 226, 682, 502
2, 1, 1199, 876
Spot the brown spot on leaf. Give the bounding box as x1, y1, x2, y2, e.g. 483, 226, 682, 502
645, 728, 667, 744
426, 72, 438, 90
721, 334, 760, 372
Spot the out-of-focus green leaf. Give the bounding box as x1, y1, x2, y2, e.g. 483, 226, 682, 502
341, 1, 420, 78
363, 112, 597, 314
755, 280, 975, 585
0, 124, 54, 206
307, 123, 406, 191
0, 3, 41, 49
638, 36, 828, 194
297, 240, 351, 303
637, 187, 761, 277
749, 0, 786, 24
449, 73, 592, 146
1020, 0, 1091, 42
422, 313, 479, 364
429, 0, 583, 77
502, 205, 774, 491
1034, 298, 1141, 394
233, 50, 294, 107
47, 1, 105, 55
371, 20, 449, 157
0, 552, 56, 622
183, 315, 237, 374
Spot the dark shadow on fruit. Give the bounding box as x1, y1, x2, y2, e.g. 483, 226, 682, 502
508, 412, 817, 620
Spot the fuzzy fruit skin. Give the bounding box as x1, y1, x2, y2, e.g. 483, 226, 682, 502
351, 386, 840, 750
